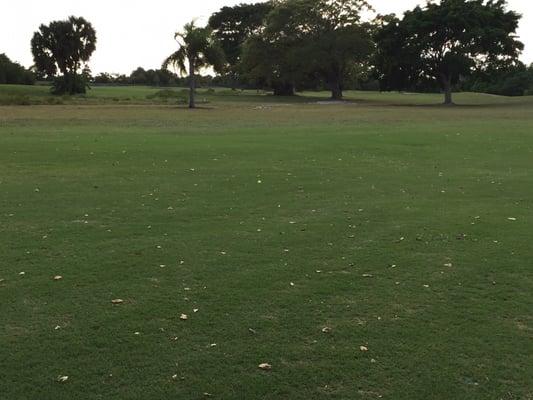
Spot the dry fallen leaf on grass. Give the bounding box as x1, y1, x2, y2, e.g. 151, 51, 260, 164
258, 363, 272, 370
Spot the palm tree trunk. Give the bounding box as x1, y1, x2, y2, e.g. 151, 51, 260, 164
188, 58, 195, 109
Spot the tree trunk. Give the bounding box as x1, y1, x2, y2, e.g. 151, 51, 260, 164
272, 81, 295, 96
188, 58, 195, 109
330, 79, 343, 100
441, 74, 453, 105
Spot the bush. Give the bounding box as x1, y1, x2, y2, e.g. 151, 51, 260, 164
52, 74, 88, 95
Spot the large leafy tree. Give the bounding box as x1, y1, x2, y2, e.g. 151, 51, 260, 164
240, 32, 302, 96
374, 0, 523, 104
209, 2, 273, 68
242, 0, 373, 99
31, 16, 97, 95
163, 22, 225, 108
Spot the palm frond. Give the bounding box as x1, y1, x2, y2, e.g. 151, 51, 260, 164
162, 48, 187, 76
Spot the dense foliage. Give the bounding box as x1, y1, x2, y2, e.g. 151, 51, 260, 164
463, 62, 533, 96
0, 54, 35, 85
373, 0, 523, 104
240, 0, 373, 98
31, 16, 97, 94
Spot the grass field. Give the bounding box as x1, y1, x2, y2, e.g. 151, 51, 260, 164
1, 85, 532, 399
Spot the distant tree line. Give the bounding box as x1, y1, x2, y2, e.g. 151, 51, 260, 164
92, 68, 181, 86
0, 54, 35, 85
90, 68, 227, 88
3, 0, 532, 102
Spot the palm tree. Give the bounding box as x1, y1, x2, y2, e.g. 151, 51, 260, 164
163, 21, 225, 109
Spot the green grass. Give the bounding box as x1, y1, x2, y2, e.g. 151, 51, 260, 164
1, 87, 532, 399
3, 83, 533, 106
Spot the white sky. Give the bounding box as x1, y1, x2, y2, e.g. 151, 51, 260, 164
1, 0, 532, 75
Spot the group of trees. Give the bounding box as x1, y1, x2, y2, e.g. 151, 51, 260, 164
206, 0, 526, 104
0, 54, 35, 85
251, 0, 374, 98
12, 0, 530, 104
463, 62, 533, 96
162, 0, 526, 106
373, 0, 524, 104
92, 68, 180, 86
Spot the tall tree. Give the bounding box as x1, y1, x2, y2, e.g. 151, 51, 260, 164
374, 0, 523, 104
242, 0, 373, 99
209, 2, 273, 68
31, 16, 97, 95
240, 34, 301, 96
163, 21, 225, 108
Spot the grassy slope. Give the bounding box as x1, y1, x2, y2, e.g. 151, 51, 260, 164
2, 83, 533, 105
0, 89, 532, 399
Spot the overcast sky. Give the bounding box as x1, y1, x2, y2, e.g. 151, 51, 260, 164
1, 0, 532, 75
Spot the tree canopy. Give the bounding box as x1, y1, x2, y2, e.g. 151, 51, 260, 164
209, 2, 273, 68
31, 16, 97, 94
240, 0, 373, 98
374, 0, 523, 104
